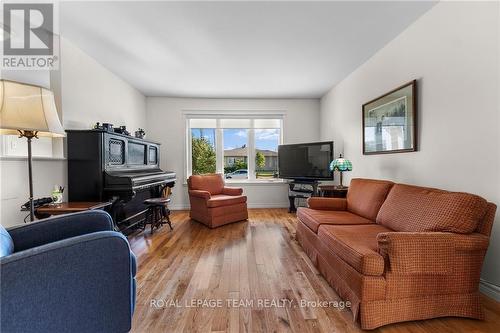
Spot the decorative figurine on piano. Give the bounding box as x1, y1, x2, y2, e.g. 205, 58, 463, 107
93, 122, 114, 132
135, 128, 146, 139
114, 125, 130, 136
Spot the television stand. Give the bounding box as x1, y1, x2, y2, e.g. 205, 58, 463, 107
288, 180, 319, 213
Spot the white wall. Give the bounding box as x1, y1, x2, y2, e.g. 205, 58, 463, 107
146, 97, 321, 209
320, 2, 500, 296
60, 38, 146, 131
0, 39, 147, 227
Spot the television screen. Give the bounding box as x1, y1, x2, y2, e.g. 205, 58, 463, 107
278, 141, 333, 180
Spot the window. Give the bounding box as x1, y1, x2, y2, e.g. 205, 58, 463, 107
254, 119, 281, 179
223, 129, 248, 179
186, 115, 283, 181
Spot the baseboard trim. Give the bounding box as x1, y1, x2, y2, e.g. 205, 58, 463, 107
169, 204, 190, 210
169, 203, 290, 211
247, 203, 289, 209
480, 279, 500, 302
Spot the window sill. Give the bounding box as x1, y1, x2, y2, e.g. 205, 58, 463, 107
0, 156, 66, 161
225, 179, 288, 186
183, 179, 289, 186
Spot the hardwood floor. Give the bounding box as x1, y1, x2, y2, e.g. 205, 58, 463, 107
129, 209, 500, 333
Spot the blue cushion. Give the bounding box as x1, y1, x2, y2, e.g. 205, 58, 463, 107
0, 224, 14, 257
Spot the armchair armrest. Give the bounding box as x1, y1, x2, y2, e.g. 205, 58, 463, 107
222, 187, 243, 196
189, 190, 211, 200
377, 232, 489, 274
0, 231, 135, 333
307, 197, 347, 211
7, 210, 114, 252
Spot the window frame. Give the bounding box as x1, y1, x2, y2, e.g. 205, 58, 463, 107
184, 111, 285, 183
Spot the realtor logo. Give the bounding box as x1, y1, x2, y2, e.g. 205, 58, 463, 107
3, 3, 53, 55
1, 2, 59, 69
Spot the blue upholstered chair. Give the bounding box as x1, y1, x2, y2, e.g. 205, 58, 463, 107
0, 210, 136, 333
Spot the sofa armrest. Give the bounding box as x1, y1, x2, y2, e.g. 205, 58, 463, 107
377, 232, 489, 274
307, 197, 347, 211
0, 231, 135, 333
189, 190, 211, 200
222, 187, 243, 196
7, 210, 114, 252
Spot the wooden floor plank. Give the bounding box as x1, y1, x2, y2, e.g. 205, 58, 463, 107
130, 209, 500, 333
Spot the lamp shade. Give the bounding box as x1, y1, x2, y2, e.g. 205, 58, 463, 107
0, 80, 65, 137
330, 154, 352, 172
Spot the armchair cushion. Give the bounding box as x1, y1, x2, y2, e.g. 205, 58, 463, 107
7, 210, 114, 252
222, 187, 243, 196
377, 231, 489, 274
207, 194, 247, 208
307, 197, 347, 211
318, 224, 389, 276
297, 208, 373, 233
0, 224, 14, 257
376, 184, 488, 233
188, 174, 224, 194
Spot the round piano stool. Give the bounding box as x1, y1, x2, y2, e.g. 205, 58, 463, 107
143, 197, 172, 233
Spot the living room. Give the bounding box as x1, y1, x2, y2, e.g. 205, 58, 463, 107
1, 1, 499, 332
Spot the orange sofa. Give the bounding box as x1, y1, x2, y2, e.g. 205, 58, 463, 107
187, 174, 248, 228
296, 178, 497, 329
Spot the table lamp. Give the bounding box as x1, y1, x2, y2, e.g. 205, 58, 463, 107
0, 79, 65, 221
329, 153, 352, 189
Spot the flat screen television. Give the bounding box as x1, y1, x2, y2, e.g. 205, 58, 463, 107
278, 141, 334, 180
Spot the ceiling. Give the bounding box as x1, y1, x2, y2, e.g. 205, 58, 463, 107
60, 1, 436, 98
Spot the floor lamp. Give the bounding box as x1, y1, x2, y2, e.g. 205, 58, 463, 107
0, 80, 65, 222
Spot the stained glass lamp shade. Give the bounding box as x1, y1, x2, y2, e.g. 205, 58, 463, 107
329, 154, 352, 188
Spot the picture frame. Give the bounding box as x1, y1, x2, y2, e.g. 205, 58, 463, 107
362, 80, 417, 155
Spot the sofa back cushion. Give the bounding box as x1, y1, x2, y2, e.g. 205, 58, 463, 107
347, 178, 394, 221
0, 224, 14, 257
188, 174, 224, 195
376, 184, 488, 233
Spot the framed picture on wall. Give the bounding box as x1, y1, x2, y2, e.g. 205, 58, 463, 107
362, 80, 417, 155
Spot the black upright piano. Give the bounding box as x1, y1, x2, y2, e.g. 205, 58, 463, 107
66, 129, 176, 233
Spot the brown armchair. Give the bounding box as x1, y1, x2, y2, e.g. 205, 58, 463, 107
187, 174, 248, 228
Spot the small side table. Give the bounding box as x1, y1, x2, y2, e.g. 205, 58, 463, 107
318, 185, 348, 198
35, 201, 113, 218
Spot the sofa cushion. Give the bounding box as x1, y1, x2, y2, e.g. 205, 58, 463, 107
376, 184, 488, 233
347, 179, 394, 221
207, 194, 247, 208
297, 207, 374, 233
0, 224, 14, 257
189, 174, 224, 195
318, 224, 390, 276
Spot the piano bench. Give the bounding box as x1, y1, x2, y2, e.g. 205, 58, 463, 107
143, 198, 173, 233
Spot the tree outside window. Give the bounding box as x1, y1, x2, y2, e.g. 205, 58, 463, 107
191, 128, 216, 175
